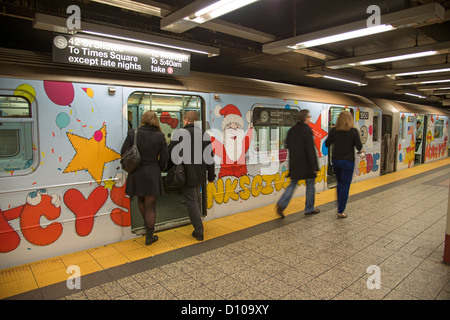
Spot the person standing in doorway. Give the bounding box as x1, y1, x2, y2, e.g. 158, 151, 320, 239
325, 110, 362, 218
276, 109, 320, 218
121, 110, 168, 245
169, 111, 216, 241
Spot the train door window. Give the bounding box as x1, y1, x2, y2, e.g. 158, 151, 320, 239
252, 106, 299, 154
382, 115, 392, 136
399, 116, 405, 140
329, 107, 354, 127
0, 96, 34, 173
127, 92, 202, 141
373, 115, 379, 142
434, 119, 444, 139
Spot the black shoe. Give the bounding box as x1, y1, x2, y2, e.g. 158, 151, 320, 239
276, 205, 285, 218
305, 208, 320, 215
145, 234, 158, 245
145, 228, 158, 245
192, 231, 204, 241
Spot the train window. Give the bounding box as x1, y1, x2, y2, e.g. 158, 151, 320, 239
252, 106, 299, 153
382, 115, 392, 137
0, 95, 31, 117
127, 92, 202, 144
0, 96, 34, 173
329, 107, 354, 127
434, 119, 444, 139
399, 116, 405, 140
373, 115, 379, 142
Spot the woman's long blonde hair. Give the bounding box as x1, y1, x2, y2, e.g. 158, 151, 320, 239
335, 110, 354, 131
141, 110, 162, 132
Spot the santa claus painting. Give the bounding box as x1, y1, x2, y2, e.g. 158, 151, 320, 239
210, 104, 253, 178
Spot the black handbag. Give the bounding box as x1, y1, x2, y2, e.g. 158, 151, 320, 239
166, 164, 185, 188
121, 129, 141, 173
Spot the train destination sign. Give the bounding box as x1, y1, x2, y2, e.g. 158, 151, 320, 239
52, 34, 191, 77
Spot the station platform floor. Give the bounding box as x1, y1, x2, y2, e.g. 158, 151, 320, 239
1, 158, 450, 301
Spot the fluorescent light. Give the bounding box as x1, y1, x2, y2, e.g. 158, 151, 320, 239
396, 68, 450, 77
186, 0, 259, 24
417, 84, 450, 91
395, 76, 450, 86
306, 69, 368, 86
263, 3, 445, 55
288, 25, 395, 50
327, 41, 450, 69
82, 30, 210, 55
367, 63, 450, 78
323, 75, 367, 86
405, 93, 426, 98
161, 0, 260, 33
354, 50, 437, 66
90, 0, 162, 17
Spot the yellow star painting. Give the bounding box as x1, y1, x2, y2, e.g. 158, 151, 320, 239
64, 126, 121, 183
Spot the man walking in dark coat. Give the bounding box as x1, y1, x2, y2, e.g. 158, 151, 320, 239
169, 111, 215, 241
276, 109, 320, 217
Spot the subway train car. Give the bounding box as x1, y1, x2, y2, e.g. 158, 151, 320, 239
0, 51, 448, 269
372, 98, 449, 174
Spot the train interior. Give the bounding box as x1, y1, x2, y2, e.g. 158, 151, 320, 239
126, 92, 204, 234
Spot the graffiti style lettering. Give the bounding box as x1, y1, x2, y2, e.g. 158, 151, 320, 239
20, 194, 63, 246
0, 206, 22, 252
372, 153, 380, 172
425, 141, 448, 160
365, 153, 373, 173
356, 153, 380, 176
206, 167, 326, 209
110, 182, 131, 227
0, 182, 131, 253
64, 186, 108, 236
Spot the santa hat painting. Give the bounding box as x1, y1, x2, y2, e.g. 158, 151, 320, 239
214, 104, 251, 129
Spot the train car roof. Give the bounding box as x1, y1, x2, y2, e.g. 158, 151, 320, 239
0, 48, 379, 109
371, 98, 450, 117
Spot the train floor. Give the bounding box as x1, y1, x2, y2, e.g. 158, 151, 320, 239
1, 158, 450, 301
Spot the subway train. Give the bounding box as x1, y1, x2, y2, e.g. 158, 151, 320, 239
0, 50, 449, 269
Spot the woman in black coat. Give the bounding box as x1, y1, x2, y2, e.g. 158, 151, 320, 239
121, 110, 168, 245
276, 109, 320, 217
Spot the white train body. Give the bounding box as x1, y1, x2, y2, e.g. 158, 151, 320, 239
0, 70, 448, 269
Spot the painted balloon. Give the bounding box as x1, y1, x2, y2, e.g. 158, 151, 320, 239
44, 81, 74, 106
94, 130, 103, 142
14, 84, 36, 104
56, 112, 70, 129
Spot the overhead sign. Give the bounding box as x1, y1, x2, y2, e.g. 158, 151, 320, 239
52, 34, 190, 76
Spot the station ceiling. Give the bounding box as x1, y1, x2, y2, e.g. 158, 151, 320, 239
1, 0, 450, 110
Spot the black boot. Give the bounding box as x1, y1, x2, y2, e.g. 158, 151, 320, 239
145, 228, 158, 246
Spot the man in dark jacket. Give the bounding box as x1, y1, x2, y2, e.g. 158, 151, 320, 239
169, 111, 215, 240
276, 109, 320, 217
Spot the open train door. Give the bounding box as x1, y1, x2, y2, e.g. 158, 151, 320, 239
381, 114, 396, 174
414, 115, 426, 165
125, 90, 206, 234
327, 106, 355, 188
